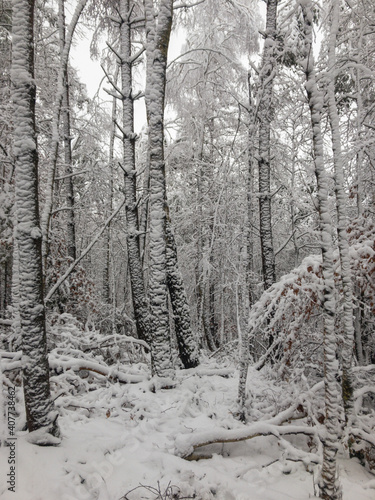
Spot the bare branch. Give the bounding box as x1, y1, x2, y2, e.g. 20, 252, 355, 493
173, 0, 205, 9
45, 199, 126, 303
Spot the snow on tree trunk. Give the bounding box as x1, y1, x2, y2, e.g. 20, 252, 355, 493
300, 1, 341, 498
166, 216, 199, 368
144, 0, 174, 379
258, 0, 277, 292
59, 0, 76, 262
119, 0, 151, 345
11, 224, 21, 350
326, 0, 354, 423
11, 0, 59, 438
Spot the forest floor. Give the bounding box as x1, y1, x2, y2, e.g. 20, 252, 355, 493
0, 357, 374, 500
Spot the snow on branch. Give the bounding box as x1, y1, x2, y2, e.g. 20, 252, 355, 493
49, 351, 147, 384
175, 421, 319, 461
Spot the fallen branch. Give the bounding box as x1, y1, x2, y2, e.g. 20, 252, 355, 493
176, 421, 318, 460
177, 367, 234, 379
49, 353, 147, 384
0, 351, 22, 372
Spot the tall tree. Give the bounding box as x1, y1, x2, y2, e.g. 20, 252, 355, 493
300, 1, 341, 497
257, 0, 278, 291
118, 0, 152, 345
325, 0, 354, 422
11, 0, 59, 439
144, 0, 175, 379
59, 0, 76, 262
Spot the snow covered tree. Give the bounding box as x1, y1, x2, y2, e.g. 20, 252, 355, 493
116, 0, 152, 345
324, 0, 354, 422
11, 0, 59, 439
59, 0, 77, 263
257, 0, 278, 292
300, 1, 341, 497
143, 0, 175, 379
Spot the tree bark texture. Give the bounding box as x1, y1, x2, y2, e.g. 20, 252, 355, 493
144, 0, 175, 379
258, 0, 277, 291
59, 0, 76, 262
326, 0, 354, 422
11, 0, 59, 437
301, 2, 341, 498
166, 217, 199, 368
120, 0, 151, 345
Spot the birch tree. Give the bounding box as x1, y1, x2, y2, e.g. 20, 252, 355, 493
11, 0, 59, 439
325, 0, 354, 422
300, 1, 341, 497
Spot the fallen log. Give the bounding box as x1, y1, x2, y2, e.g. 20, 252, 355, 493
176, 421, 319, 461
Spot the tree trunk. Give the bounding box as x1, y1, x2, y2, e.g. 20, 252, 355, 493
238, 71, 257, 418
144, 0, 174, 379
246, 71, 256, 310
11, 0, 59, 438
258, 0, 277, 292
103, 74, 117, 305
119, 0, 151, 345
11, 226, 21, 351
166, 217, 199, 368
301, 2, 341, 498
59, 0, 76, 263
326, 0, 354, 423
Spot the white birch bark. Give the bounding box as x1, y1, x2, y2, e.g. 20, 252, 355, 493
300, 1, 341, 497
144, 0, 174, 379
11, 0, 59, 437
326, 0, 354, 422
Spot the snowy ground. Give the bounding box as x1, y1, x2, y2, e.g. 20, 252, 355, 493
1, 359, 374, 500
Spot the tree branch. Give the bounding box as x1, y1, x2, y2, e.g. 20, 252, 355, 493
45, 199, 126, 302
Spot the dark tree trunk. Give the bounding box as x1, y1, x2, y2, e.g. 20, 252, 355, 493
166, 217, 199, 368
59, 0, 76, 262
12, 0, 59, 439
119, 0, 151, 345
258, 0, 277, 292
